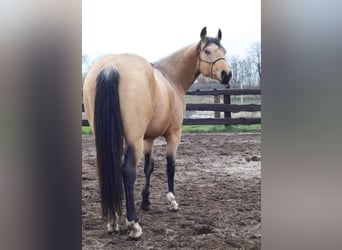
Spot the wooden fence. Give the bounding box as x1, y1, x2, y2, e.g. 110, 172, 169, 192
184, 88, 260, 125
82, 88, 261, 126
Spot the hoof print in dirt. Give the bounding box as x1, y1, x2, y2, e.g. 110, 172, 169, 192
193, 225, 214, 235
246, 155, 260, 162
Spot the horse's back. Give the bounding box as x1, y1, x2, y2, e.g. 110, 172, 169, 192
83, 54, 156, 143
84, 54, 154, 92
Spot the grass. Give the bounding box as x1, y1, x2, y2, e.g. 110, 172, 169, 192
181, 124, 261, 133
82, 126, 93, 135
82, 124, 260, 135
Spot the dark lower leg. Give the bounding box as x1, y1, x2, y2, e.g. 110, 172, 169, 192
122, 146, 138, 222
166, 155, 175, 194
141, 153, 154, 210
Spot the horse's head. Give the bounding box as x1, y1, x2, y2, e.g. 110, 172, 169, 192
198, 27, 232, 87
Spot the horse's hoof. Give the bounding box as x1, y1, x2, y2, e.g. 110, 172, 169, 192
126, 220, 143, 240
141, 203, 151, 211
167, 192, 179, 211
107, 223, 119, 234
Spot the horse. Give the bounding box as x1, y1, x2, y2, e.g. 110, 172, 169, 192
83, 27, 232, 239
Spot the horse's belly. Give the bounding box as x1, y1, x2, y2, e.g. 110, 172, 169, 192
144, 115, 171, 139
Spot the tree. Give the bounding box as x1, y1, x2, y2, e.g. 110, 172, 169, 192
82, 54, 91, 85
248, 42, 261, 85
227, 43, 261, 88
82, 54, 91, 74
227, 55, 241, 88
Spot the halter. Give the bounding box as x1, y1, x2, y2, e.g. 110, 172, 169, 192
199, 56, 226, 79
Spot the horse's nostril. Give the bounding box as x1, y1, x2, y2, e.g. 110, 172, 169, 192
221, 71, 227, 78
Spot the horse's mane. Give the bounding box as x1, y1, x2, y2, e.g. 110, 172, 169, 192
152, 43, 200, 68
152, 37, 223, 69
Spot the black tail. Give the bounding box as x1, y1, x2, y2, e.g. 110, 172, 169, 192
94, 67, 124, 220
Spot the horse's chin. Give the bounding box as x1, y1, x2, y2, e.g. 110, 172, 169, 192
220, 79, 230, 88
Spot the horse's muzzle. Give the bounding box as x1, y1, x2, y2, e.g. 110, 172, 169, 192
221, 71, 232, 88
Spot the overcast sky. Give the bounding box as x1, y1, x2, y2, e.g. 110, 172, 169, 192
82, 0, 260, 64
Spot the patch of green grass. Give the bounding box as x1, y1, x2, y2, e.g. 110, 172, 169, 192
82, 126, 93, 135
181, 124, 261, 133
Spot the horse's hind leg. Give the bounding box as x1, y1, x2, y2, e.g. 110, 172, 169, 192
165, 130, 181, 211
141, 139, 155, 211
122, 140, 143, 239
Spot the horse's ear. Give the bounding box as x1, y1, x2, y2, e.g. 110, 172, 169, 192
200, 27, 207, 43
216, 29, 222, 41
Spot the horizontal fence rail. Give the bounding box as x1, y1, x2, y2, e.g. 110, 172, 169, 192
186, 103, 261, 112
82, 88, 261, 127
186, 88, 261, 96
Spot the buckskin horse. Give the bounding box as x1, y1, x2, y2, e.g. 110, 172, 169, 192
83, 27, 232, 239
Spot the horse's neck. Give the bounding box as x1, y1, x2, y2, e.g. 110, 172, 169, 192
153, 43, 200, 93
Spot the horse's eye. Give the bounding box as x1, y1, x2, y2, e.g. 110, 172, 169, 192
204, 49, 211, 55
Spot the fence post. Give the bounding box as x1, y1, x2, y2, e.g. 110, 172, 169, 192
223, 94, 231, 127
214, 95, 221, 118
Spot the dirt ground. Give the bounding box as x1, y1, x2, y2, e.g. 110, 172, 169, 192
82, 132, 261, 249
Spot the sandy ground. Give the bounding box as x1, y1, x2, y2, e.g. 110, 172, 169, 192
82, 132, 261, 249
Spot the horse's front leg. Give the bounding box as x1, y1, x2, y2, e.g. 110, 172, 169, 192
141, 139, 155, 211
122, 143, 143, 239
165, 130, 181, 211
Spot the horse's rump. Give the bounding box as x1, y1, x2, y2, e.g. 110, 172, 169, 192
84, 54, 158, 143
